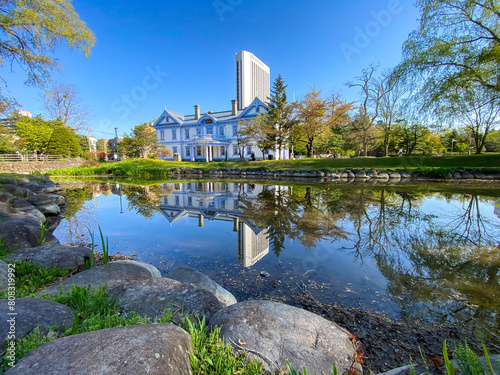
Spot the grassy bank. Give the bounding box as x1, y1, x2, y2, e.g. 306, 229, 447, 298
45, 154, 500, 177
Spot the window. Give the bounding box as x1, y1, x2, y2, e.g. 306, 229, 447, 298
185, 146, 190, 157
172, 146, 178, 155
172, 129, 177, 140
220, 146, 225, 157
185, 129, 190, 139
233, 145, 238, 155
232, 124, 237, 136
221, 199, 226, 209
187, 183, 192, 189
187, 197, 192, 206
219, 126, 225, 136
199, 201, 204, 207
234, 199, 239, 209
197, 128, 201, 135
247, 146, 252, 155
175, 196, 179, 205
209, 201, 215, 208
207, 127, 213, 135
160, 130, 164, 141
196, 146, 202, 157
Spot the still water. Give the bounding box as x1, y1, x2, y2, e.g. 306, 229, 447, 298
54, 180, 500, 348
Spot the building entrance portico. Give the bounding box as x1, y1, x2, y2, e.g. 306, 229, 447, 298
187, 139, 228, 161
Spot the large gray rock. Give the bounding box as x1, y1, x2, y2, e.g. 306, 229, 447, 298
11, 199, 46, 224
0, 184, 31, 199
27, 193, 60, 215
45, 193, 66, 205
7, 244, 92, 270
0, 192, 15, 203
209, 300, 361, 375
112, 259, 162, 278
109, 277, 223, 324
37, 261, 155, 297
0, 298, 75, 352
0, 217, 58, 250
19, 182, 44, 194
5, 324, 193, 375
168, 266, 237, 308
0, 260, 8, 289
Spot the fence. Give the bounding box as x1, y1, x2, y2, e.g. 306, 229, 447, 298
0, 154, 64, 162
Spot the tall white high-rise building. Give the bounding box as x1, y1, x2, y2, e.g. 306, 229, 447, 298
235, 51, 270, 110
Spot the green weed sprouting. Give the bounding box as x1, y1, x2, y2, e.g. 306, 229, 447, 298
410, 340, 498, 375
98, 225, 109, 264
39, 220, 48, 245
184, 316, 264, 375
86, 227, 95, 268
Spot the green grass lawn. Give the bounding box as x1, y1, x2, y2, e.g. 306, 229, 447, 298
44, 154, 500, 177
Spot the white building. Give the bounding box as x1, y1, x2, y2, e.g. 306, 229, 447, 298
235, 51, 270, 110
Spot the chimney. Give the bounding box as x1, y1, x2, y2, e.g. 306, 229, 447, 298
194, 105, 200, 120
231, 100, 238, 115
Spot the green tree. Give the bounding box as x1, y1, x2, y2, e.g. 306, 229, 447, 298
121, 123, 157, 159
267, 74, 296, 159
239, 114, 274, 159
484, 130, 500, 152
46, 126, 82, 156
15, 115, 59, 153
0, 0, 95, 87
437, 85, 500, 153
395, 0, 500, 107
0, 124, 16, 153
295, 88, 329, 157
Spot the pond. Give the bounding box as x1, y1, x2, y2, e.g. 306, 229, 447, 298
53, 179, 500, 362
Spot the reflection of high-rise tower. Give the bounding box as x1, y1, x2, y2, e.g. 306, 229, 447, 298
237, 222, 269, 267
158, 182, 270, 267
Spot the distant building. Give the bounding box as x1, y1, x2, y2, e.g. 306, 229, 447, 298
235, 51, 270, 110
159, 182, 269, 267
0, 110, 32, 131
88, 136, 97, 152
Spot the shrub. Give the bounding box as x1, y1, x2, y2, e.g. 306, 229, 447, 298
46, 127, 82, 157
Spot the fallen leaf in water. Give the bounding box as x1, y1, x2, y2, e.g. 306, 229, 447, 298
238, 338, 246, 346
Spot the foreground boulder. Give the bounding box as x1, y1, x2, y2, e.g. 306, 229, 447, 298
0, 216, 58, 250
5, 324, 193, 375
112, 259, 162, 278
10, 199, 46, 224
109, 277, 223, 324
7, 244, 93, 270
209, 300, 361, 375
37, 261, 155, 297
27, 193, 61, 215
168, 266, 237, 307
0, 298, 75, 353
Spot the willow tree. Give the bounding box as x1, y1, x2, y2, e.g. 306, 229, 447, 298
395, 0, 500, 106
0, 0, 95, 87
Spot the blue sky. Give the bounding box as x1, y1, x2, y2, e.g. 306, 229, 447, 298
1, 0, 420, 138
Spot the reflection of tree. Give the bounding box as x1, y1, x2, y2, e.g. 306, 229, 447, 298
122, 185, 160, 218
372, 194, 500, 347
239, 185, 348, 256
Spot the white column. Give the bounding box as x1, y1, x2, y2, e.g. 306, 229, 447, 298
205, 145, 209, 162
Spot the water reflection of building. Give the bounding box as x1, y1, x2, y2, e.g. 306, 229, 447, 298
159, 182, 269, 267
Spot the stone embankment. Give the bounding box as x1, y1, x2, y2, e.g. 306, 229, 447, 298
0, 158, 85, 174
0, 176, 362, 374
169, 167, 500, 183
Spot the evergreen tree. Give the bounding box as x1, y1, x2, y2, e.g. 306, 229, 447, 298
267, 74, 292, 159
46, 126, 82, 156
